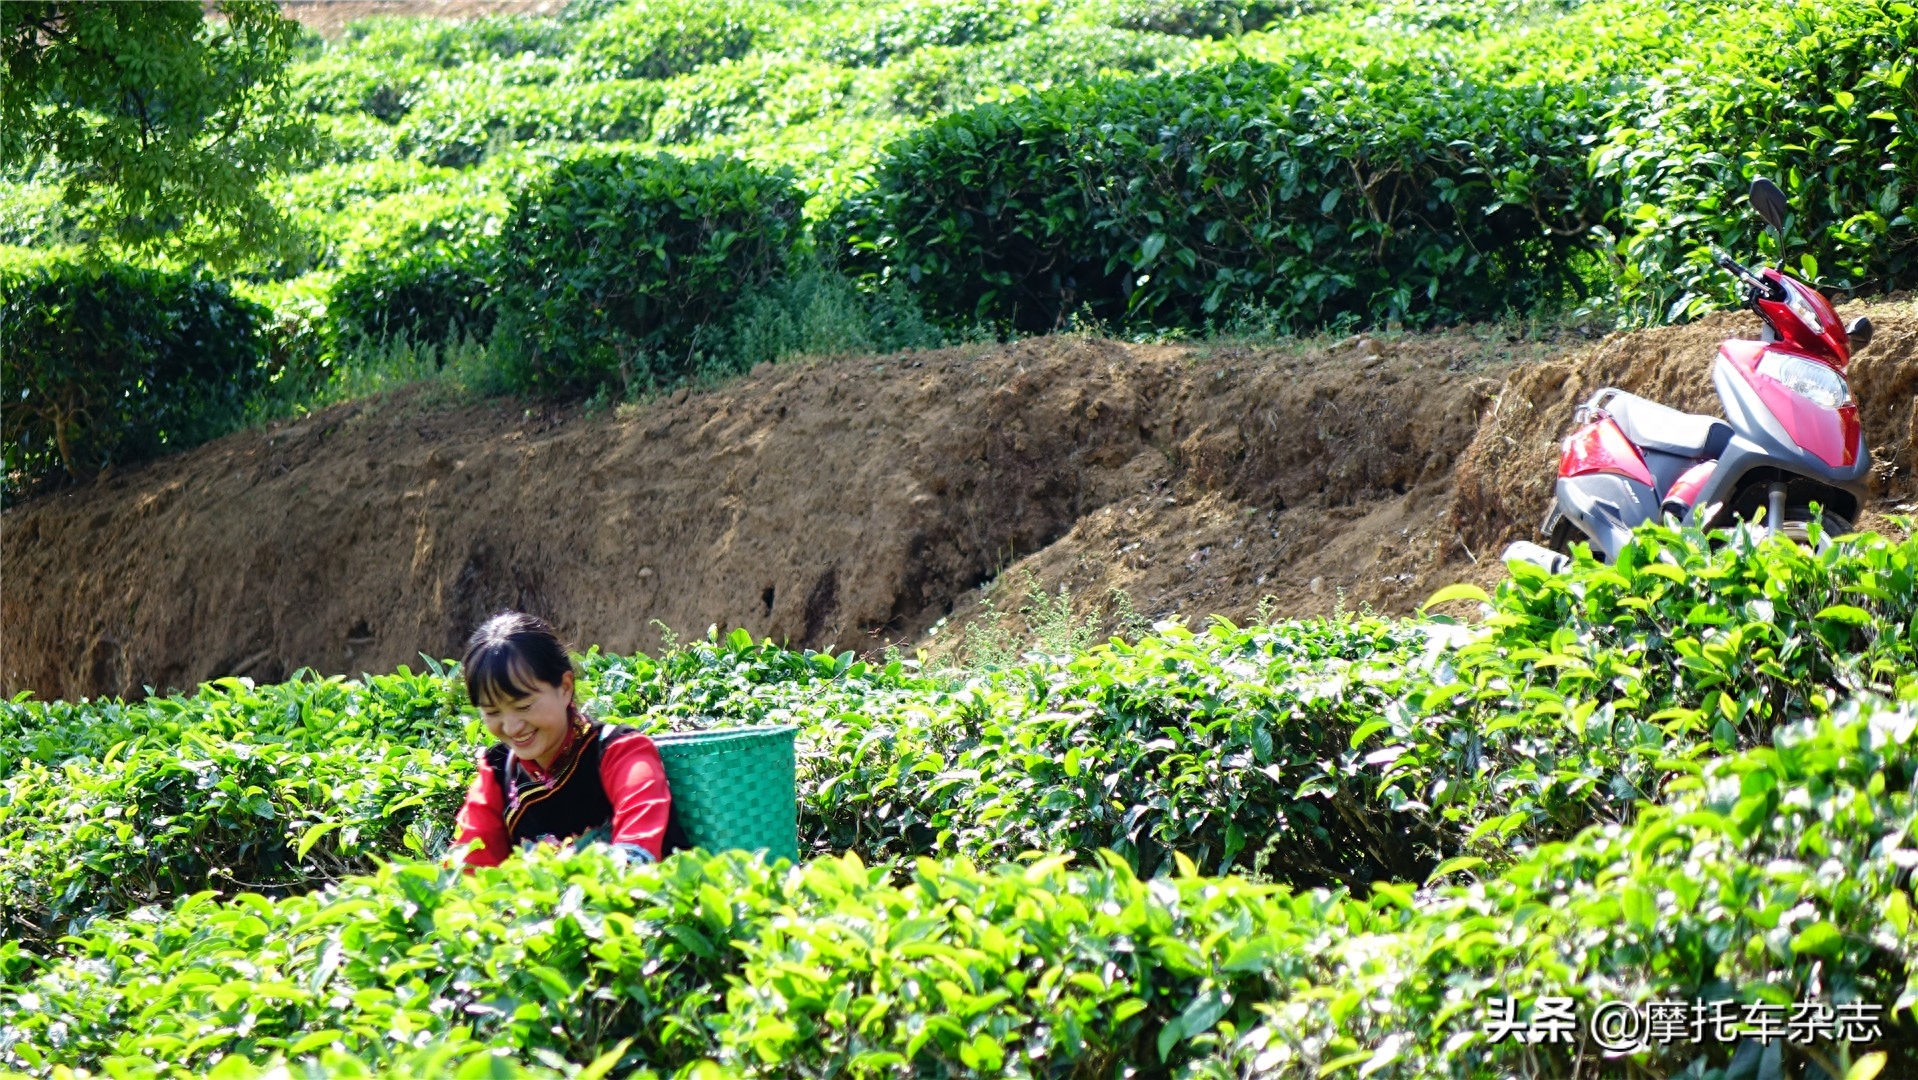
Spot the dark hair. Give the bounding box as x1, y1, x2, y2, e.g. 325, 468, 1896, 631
461, 611, 575, 708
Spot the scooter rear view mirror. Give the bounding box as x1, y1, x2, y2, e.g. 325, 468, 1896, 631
1750, 176, 1789, 233
1847, 315, 1874, 353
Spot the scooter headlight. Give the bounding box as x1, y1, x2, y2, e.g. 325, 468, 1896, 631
1756, 350, 1851, 408
1783, 280, 1827, 333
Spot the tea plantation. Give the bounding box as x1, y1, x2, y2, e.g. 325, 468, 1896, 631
4, 0, 1914, 492
0, 520, 1913, 1077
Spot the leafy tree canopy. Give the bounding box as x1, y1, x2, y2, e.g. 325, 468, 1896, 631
0, 0, 311, 268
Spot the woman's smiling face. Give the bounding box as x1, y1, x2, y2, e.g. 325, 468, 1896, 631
478, 671, 575, 770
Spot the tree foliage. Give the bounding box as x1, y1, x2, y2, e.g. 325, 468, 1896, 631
0, 0, 311, 266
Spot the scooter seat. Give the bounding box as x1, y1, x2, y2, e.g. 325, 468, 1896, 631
1601, 392, 1732, 459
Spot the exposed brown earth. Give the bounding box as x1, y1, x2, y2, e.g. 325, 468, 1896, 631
3, 300, 1913, 700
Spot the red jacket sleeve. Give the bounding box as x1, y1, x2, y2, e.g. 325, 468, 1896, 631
453, 751, 511, 869
599, 733, 671, 860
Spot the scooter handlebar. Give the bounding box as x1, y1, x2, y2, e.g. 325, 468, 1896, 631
1712, 248, 1783, 300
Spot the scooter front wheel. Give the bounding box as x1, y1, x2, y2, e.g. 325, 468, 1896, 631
1769, 509, 1853, 552
1544, 512, 1585, 557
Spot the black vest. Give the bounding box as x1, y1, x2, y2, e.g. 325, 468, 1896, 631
484, 719, 688, 855
486, 719, 634, 847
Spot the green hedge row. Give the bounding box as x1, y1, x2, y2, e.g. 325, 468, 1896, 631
0, 259, 274, 496
491, 151, 804, 397
4, 524, 1912, 952
837, 0, 1917, 333
0, 667, 475, 944
837, 52, 1607, 332
1597, 0, 1918, 319
2, 691, 1911, 1076
1, 145, 818, 481
796, 521, 1918, 885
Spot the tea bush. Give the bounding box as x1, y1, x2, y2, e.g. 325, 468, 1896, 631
642, 55, 868, 147
491, 151, 804, 398
326, 241, 497, 351
6, 0, 1910, 421
1229, 693, 1918, 1078
2, 694, 1911, 1076
396, 75, 663, 167
0, 730, 469, 946
836, 52, 1610, 332
1596, 0, 1918, 320
799, 0, 1063, 66
286, 52, 431, 123
1086, 0, 1307, 37
336, 13, 580, 68
871, 21, 1196, 115
0, 259, 274, 494
0, 669, 477, 944
0, 1040, 603, 1080
792, 525, 1918, 888
570, 0, 784, 81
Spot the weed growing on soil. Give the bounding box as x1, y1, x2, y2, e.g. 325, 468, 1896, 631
951, 568, 1109, 667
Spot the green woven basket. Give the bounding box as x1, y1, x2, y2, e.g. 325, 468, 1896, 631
651, 723, 799, 863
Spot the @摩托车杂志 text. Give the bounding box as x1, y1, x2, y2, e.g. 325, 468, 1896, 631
1479, 995, 1884, 1054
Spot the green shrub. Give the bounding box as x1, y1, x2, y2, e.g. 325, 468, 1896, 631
337, 13, 579, 67
1348, 0, 1589, 35
327, 248, 496, 351
839, 54, 1610, 333
286, 52, 431, 122
492, 152, 804, 398
0, 725, 469, 946
308, 110, 404, 166
1596, 0, 1918, 320
275, 166, 513, 352
1084, 0, 1308, 37
569, 0, 784, 80
6, 526, 1915, 943
0, 669, 476, 945
279, 162, 515, 274
63, 1041, 601, 1080
793, 524, 1918, 886
322, 189, 505, 350
0, 259, 273, 493
398, 74, 663, 167
872, 22, 1197, 115
800, 0, 1063, 66
645, 55, 868, 146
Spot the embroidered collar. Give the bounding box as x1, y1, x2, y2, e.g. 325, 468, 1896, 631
516, 709, 589, 779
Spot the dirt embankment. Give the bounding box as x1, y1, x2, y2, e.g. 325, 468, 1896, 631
4, 300, 1913, 700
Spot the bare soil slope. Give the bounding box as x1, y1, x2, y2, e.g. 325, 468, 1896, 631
4, 301, 1913, 699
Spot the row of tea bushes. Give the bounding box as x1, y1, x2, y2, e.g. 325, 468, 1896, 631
3, 526, 1913, 944
797, 522, 1918, 883
2, 693, 1911, 1076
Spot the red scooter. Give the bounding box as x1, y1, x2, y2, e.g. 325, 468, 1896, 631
1506, 178, 1876, 572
